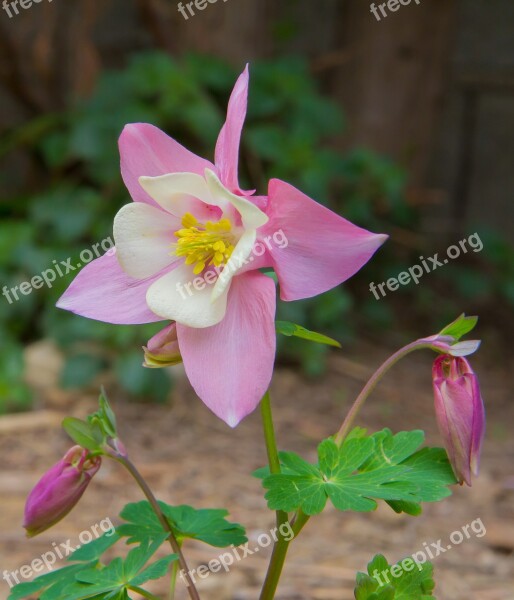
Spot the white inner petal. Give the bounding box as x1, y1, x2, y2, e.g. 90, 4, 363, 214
113, 203, 179, 279
146, 263, 231, 328
211, 228, 256, 302
133, 170, 269, 324
205, 169, 269, 229
139, 173, 227, 215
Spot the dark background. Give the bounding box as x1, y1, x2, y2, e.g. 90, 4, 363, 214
1, 0, 513, 408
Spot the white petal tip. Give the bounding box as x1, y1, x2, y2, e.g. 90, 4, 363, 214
225, 413, 241, 428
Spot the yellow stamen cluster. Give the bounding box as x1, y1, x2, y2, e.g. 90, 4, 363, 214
173, 213, 236, 275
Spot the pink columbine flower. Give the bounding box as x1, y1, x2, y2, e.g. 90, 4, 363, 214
23, 446, 101, 537
432, 355, 485, 486
57, 65, 387, 426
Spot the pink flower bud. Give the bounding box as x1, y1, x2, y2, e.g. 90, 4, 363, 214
432, 355, 485, 486
23, 446, 101, 537
143, 323, 182, 368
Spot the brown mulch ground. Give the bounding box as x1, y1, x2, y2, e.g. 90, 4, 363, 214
0, 340, 513, 600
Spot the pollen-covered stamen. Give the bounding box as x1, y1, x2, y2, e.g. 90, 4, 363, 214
172, 212, 237, 275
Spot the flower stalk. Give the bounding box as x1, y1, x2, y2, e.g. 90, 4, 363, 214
114, 456, 201, 600
259, 391, 296, 600
334, 340, 434, 444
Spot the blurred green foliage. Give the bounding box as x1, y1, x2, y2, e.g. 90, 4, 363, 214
0, 52, 512, 410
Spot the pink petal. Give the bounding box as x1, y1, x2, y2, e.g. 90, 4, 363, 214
57, 251, 164, 325
177, 271, 276, 427
215, 65, 250, 195
262, 179, 388, 301
468, 373, 486, 476
119, 123, 215, 205
439, 379, 475, 485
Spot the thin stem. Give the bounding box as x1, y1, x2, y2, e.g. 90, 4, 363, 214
117, 457, 201, 600
260, 392, 280, 475
259, 391, 291, 600
260, 392, 289, 528
169, 560, 179, 600
259, 534, 291, 600
335, 340, 432, 444
127, 585, 162, 600
291, 509, 310, 537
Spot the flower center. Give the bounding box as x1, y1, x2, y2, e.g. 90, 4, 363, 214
172, 212, 237, 275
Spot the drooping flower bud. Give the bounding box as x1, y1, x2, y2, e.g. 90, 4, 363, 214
432, 355, 485, 486
23, 446, 101, 537
143, 323, 182, 368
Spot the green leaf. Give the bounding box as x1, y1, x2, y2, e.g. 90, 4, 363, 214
262, 429, 457, 516
385, 500, 423, 517
115, 502, 169, 547
8, 563, 96, 600
275, 321, 341, 348
57, 541, 176, 600
85, 389, 118, 441
438, 313, 478, 341
117, 501, 247, 548
9, 536, 154, 600
130, 555, 177, 586
354, 554, 436, 599
360, 430, 457, 514
62, 417, 103, 451
69, 532, 121, 562
98, 388, 117, 437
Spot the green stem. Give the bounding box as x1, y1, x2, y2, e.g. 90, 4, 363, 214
260, 392, 289, 528
127, 585, 162, 600
259, 533, 291, 600
169, 560, 179, 600
259, 342, 433, 597
334, 340, 432, 444
116, 457, 201, 600
260, 392, 280, 475
291, 509, 310, 537
259, 392, 292, 600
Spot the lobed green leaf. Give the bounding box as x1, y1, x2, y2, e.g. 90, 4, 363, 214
117, 501, 247, 548
354, 554, 436, 599
262, 429, 457, 516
